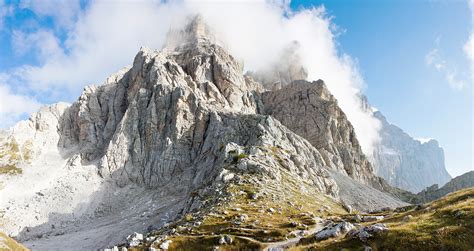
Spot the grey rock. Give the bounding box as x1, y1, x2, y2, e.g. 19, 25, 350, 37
352, 214, 362, 222
126, 232, 143, 247
159, 240, 172, 250
314, 221, 355, 240
362, 215, 384, 222
262, 80, 375, 185
261, 81, 408, 210
402, 215, 413, 222
416, 171, 474, 203
343, 203, 353, 213
218, 235, 232, 245
371, 111, 452, 193
349, 223, 388, 242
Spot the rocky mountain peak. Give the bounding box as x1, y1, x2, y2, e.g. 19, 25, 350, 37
0, 16, 408, 250
164, 15, 218, 51
247, 41, 308, 90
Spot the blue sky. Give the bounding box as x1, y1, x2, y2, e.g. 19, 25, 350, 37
0, 0, 472, 177
291, 0, 473, 177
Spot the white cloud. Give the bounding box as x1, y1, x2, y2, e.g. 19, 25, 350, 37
12, 29, 64, 60
415, 138, 434, 144
426, 47, 467, 90
19, 0, 81, 30
0, 0, 13, 30
3, 0, 381, 154
465, 34, 474, 62
0, 81, 41, 128
465, 0, 473, 77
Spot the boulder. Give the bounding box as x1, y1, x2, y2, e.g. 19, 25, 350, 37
315, 222, 355, 240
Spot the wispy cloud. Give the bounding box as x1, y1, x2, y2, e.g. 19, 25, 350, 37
0, 0, 13, 30
464, 34, 474, 62
0, 77, 41, 128
12, 29, 63, 60
19, 0, 81, 30
425, 41, 467, 90
464, 0, 474, 65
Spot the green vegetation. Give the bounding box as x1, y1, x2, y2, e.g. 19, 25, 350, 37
0, 137, 31, 176
21, 140, 33, 162
227, 149, 249, 164
0, 139, 21, 162
292, 188, 474, 251
0, 232, 29, 251
232, 153, 248, 164
166, 235, 262, 251
129, 170, 347, 250
0, 164, 22, 175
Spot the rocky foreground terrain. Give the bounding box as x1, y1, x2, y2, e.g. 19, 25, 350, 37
0, 16, 472, 251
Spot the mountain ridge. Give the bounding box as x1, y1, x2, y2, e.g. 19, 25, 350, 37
371, 110, 452, 193
0, 16, 410, 250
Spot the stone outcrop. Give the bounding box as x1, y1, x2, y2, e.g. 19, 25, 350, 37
371, 111, 451, 192
261, 80, 374, 185
1, 103, 69, 172
416, 171, 473, 203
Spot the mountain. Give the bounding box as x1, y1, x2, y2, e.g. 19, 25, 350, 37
0, 16, 409, 250
416, 171, 474, 203
371, 111, 452, 193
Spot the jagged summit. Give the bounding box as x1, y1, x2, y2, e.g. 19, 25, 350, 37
164, 15, 218, 50
248, 41, 308, 90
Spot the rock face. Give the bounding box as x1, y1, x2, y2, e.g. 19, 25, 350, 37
371, 111, 451, 192
0, 16, 407, 250
262, 81, 374, 185
416, 171, 474, 203
248, 41, 308, 91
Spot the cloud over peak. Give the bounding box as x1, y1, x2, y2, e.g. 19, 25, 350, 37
0, 0, 381, 154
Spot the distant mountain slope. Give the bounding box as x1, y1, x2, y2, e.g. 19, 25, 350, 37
416, 171, 474, 203
371, 111, 451, 193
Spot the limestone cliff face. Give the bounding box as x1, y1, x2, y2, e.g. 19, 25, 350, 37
371, 111, 451, 193
50, 20, 341, 214
261, 80, 374, 185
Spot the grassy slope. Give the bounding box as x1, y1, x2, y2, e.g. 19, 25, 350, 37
0, 138, 32, 175
128, 171, 347, 251
293, 188, 474, 251
0, 232, 28, 251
